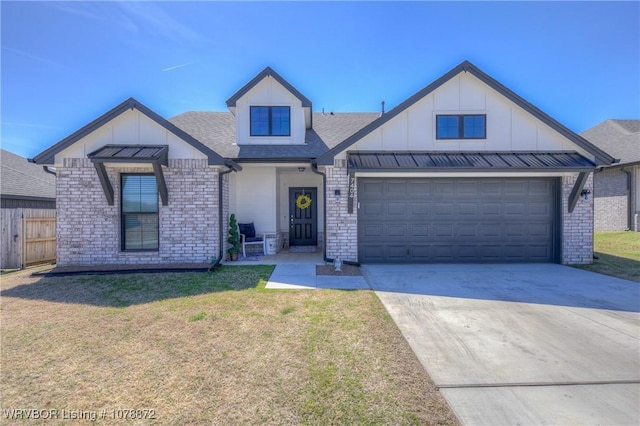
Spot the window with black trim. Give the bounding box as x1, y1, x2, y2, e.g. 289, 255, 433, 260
250, 106, 290, 136
436, 114, 486, 139
121, 174, 158, 251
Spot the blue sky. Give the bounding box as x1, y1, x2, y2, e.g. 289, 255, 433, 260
1, 1, 638, 158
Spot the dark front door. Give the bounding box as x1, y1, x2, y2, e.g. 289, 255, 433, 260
289, 187, 317, 246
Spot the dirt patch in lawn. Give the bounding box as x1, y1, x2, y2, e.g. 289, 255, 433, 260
1, 267, 458, 425
316, 264, 363, 276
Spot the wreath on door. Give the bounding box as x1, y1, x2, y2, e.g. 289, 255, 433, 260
296, 194, 312, 209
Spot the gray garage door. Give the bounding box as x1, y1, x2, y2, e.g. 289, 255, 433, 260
358, 178, 558, 263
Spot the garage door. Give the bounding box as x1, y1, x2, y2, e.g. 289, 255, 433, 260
358, 178, 558, 263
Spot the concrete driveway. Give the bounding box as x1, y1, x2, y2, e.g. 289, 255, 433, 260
362, 264, 640, 425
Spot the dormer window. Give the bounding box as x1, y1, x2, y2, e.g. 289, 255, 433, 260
250, 106, 291, 136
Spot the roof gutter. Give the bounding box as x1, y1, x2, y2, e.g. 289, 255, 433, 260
233, 157, 314, 164
211, 160, 243, 270
42, 166, 56, 176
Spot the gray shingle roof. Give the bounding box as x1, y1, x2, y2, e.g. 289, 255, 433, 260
168, 112, 379, 160
1, 149, 56, 200
580, 119, 640, 166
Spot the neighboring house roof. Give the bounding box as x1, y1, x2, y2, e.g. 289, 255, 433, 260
169, 111, 379, 161
32, 98, 228, 166
317, 60, 615, 166
1, 149, 56, 201
580, 119, 640, 167
225, 66, 312, 108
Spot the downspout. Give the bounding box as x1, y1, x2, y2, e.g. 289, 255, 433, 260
310, 160, 328, 263
622, 167, 633, 231
310, 160, 359, 266
212, 161, 242, 270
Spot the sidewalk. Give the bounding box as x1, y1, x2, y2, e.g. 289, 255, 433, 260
265, 263, 369, 290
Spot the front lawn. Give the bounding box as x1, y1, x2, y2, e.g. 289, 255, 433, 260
576, 231, 640, 282
0, 266, 458, 425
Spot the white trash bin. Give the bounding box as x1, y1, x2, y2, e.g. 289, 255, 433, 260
265, 236, 277, 255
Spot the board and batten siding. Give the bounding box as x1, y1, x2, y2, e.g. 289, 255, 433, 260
338, 72, 596, 160
229, 166, 278, 235
52, 109, 208, 167
233, 77, 306, 145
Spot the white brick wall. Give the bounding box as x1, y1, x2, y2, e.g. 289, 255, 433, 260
325, 161, 358, 262
561, 173, 594, 265
57, 158, 220, 266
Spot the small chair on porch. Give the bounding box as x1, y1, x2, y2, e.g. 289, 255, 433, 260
237, 222, 265, 257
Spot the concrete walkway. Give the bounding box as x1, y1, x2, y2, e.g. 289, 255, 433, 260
266, 263, 369, 290
224, 251, 369, 290
363, 264, 640, 425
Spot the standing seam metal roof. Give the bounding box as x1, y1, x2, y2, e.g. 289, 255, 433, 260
347, 152, 595, 171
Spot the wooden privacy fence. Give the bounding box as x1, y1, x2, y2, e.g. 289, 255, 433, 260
1, 208, 56, 269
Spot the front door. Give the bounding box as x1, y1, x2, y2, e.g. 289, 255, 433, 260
289, 187, 317, 246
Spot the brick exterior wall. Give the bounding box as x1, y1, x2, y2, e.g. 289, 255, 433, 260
561, 173, 594, 265
221, 172, 230, 259
325, 160, 358, 262
593, 168, 629, 231
57, 158, 220, 266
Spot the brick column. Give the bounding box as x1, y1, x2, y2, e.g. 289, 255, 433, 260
561, 173, 594, 264
325, 160, 358, 262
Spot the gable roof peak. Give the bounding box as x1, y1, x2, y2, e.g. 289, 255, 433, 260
317, 60, 615, 166
32, 97, 226, 166
225, 66, 312, 108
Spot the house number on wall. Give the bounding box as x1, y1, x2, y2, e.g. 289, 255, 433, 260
348, 174, 356, 213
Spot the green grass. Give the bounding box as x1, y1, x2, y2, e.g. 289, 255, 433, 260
1, 266, 457, 425
188, 311, 207, 322
280, 306, 295, 315
576, 231, 640, 282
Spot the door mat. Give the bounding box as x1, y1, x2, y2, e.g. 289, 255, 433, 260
289, 246, 317, 253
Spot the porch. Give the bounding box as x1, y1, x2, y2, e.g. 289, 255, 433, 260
228, 164, 324, 254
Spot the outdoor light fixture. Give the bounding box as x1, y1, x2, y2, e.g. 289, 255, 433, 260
334, 189, 341, 201
298, 167, 305, 172
581, 188, 591, 200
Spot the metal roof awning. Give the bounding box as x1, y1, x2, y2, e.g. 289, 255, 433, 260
347, 151, 596, 172
88, 145, 169, 206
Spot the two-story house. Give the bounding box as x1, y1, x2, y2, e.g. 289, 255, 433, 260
32, 61, 614, 267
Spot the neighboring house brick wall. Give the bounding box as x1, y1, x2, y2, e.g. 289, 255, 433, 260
562, 173, 594, 265
593, 168, 628, 231
57, 158, 219, 266
325, 160, 358, 263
